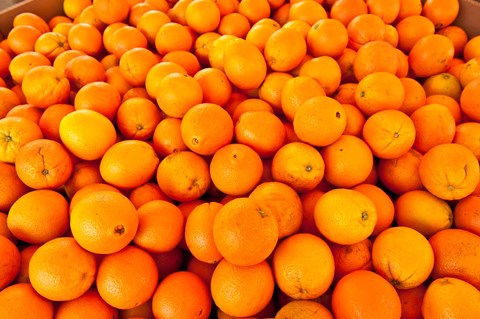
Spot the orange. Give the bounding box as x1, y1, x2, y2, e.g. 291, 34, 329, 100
273, 233, 334, 299
460, 77, 480, 122
185, 0, 221, 33
280, 75, 326, 122
0, 235, 20, 290
249, 181, 303, 239
437, 25, 468, 57
329, 0, 368, 26
355, 71, 405, 116
155, 22, 193, 55
353, 40, 398, 81
410, 104, 455, 154
230, 98, 274, 123
34, 31, 69, 61
38, 103, 74, 142
378, 148, 424, 195
59, 109, 116, 161
67, 22, 102, 56
271, 142, 325, 193
307, 18, 348, 59
63, 0, 92, 19
223, 38, 267, 90
330, 238, 373, 283
119, 47, 158, 87
340, 103, 365, 137
133, 200, 185, 253
367, 0, 400, 24
128, 2, 156, 27
331, 270, 402, 319
128, 182, 171, 209
211, 259, 274, 318
423, 72, 462, 101
152, 271, 212, 319
93, 0, 130, 24
293, 96, 346, 147
264, 28, 306, 72
274, 300, 334, 319
321, 135, 373, 188
64, 161, 103, 199
298, 56, 342, 96
399, 77, 427, 115
422, 0, 460, 29
245, 19, 281, 52
9, 51, 50, 85
372, 226, 434, 289
137, 10, 171, 45
235, 111, 286, 158
418, 143, 479, 201
15, 244, 40, 283
395, 15, 435, 53
155, 72, 203, 118
162, 50, 201, 76
14, 138, 73, 190
288, 0, 327, 25
12, 12, 49, 33
54, 287, 118, 319
212, 197, 278, 266
70, 190, 138, 254
408, 34, 455, 78
21, 65, 70, 109
185, 201, 224, 264
0, 283, 54, 319
258, 71, 293, 114
181, 102, 234, 156
429, 228, 480, 289
100, 140, 159, 190
0, 87, 21, 119
346, 14, 386, 50
151, 247, 184, 281
185, 255, 216, 287
218, 13, 251, 38
396, 285, 426, 319
69, 183, 120, 209
208, 34, 238, 70
394, 190, 453, 237
194, 31, 221, 66
65, 55, 106, 90
237, 0, 271, 24
156, 150, 211, 202
7, 190, 69, 244
192, 68, 231, 106
463, 34, 480, 61
362, 109, 416, 159
314, 188, 377, 245
454, 194, 480, 236
459, 57, 480, 88
96, 245, 158, 310
29, 237, 96, 301
397, 0, 423, 20
5, 104, 42, 124
210, 143, 263, 196
0, 213, 15, 243
105, 65, 133, 96
74, 81, 121, 120
152, 117, 188, 157
7, 25, 42, 55
116, 97, 163, 141
0, 161, 29, 212
108, 25, 148, 59
422, 277, 480, 318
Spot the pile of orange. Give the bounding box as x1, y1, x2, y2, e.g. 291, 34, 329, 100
1, 0, 480, 318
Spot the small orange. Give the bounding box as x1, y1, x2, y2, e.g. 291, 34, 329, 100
100, 140, 159, 190
330, 238, 373, 283
342, 103, 366, 137
408, 34, 455, 78
152, 117, 189, 157
454, 194, 480, 236
93, 0, 130, 24
185, 0, 221, 33
38, 103, 75, 142
128, 182, 172, 209
67, 22, 102, 56
162, 50, 201, 76
152, 271, 212, 319
258, 71, 293, 114
422, 0, 460, 29
9, 51, 51, 85
29, 237, 97, 301
74, 81, 121, 120
155, 22, 193, 55
133, 200, 185, 253
307, 18, 348, 58
54, 288, 118, 319
0, 235, 20, 290
298, 56, 342, 96
137, 10, 171, 45
329, 0, 368, 26
59, 109, 117, 161
273, 233, 335, 299
396, 285, 426, 319
0, 116, 44, 164
217, 13, 251, 38
116, 97, 163, 141
346, 13, 386, 50
213, 197, 278, 266
70, 190, 138, 254
193, 68, 233, 107
399, 77, 427, 115
353, 40, 398, 81
237, 0, 271, 24
119, 47, 159, 87
460, 77, 480, 122
180, 103, 234, 156
156, 150, 211, 202
264, 28, 307, 72
314, 188, 377, 245
65, 55, 106, 90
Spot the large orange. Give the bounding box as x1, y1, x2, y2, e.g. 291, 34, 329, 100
70, 190, 139, 254
29, 237, 97, 301
0, 283, 54, 319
